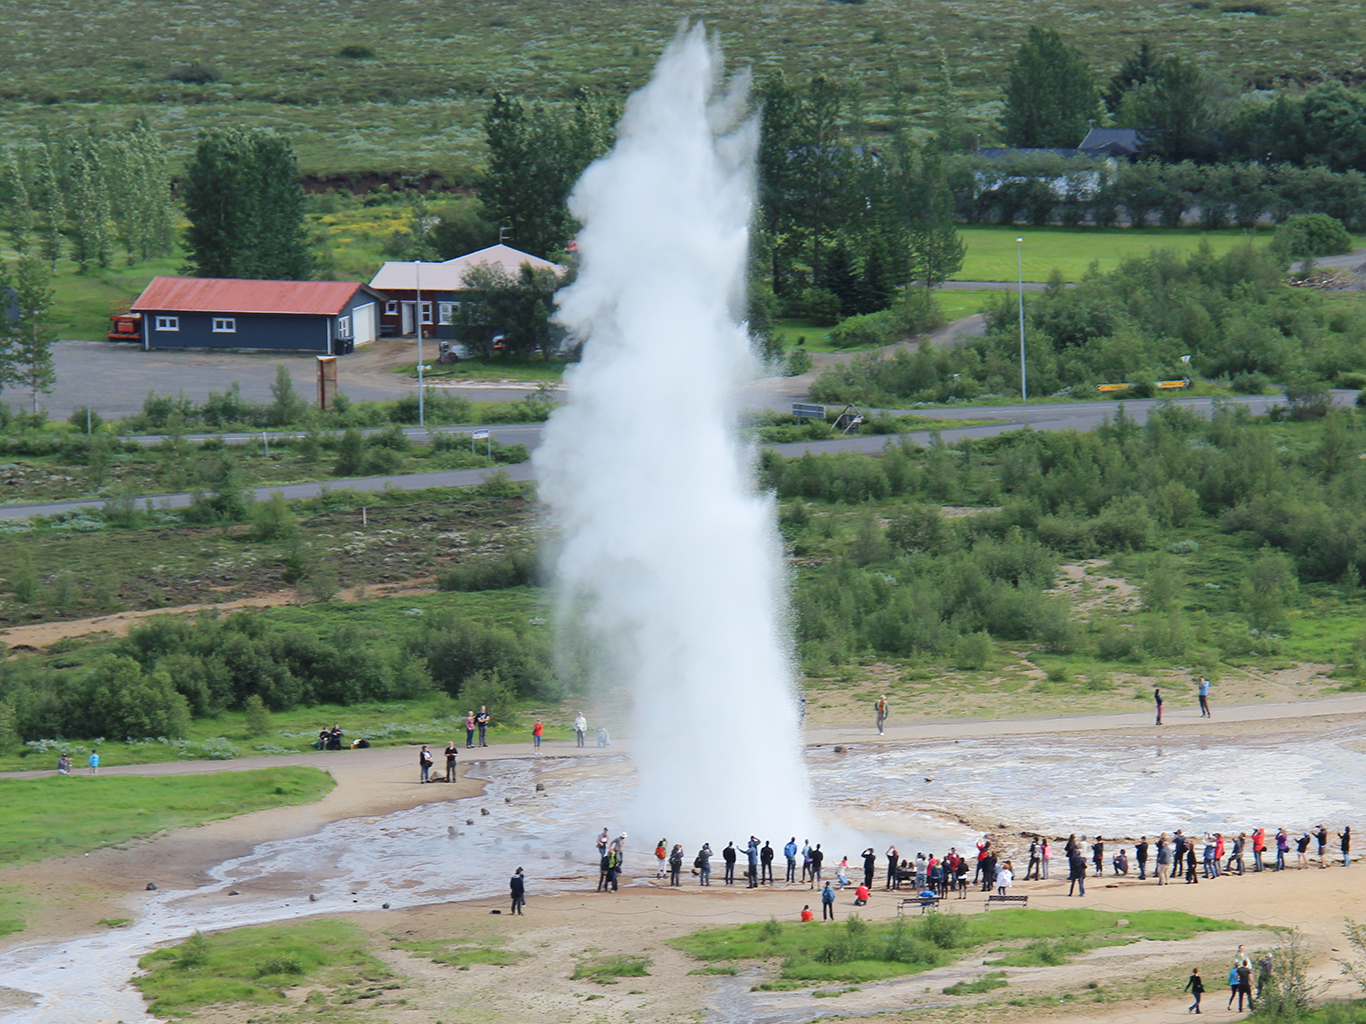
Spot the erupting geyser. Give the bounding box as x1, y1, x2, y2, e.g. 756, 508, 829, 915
535, 24, 814, 841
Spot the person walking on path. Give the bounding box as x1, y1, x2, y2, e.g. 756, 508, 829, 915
418, 744, 433, 783
875, 695, 888, 735
1236, 961, 1254, 1012
723, 842, 737, 885
510, 867, 525, 915
785, 838, 799, 883
697, 844, 713, 886
1185, 966, 1205, 1014
1155, 687, 1163, 725
88, 750, 100, 775
465, 711, 476, 749
821, 881, 836, 919
1226, 966, 1241, 1010
476, 706, 491, 746
1198, 676, 1212, 717
532, 718, 543, 753
444, 741, 458, 782
1067, 848, 1087, 896
574, 712, 587, 748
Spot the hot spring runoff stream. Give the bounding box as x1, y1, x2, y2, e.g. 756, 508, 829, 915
5, 726, 1366, 1023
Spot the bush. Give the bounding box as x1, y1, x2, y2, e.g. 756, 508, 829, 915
68, 407, 104, 434
167, 62, 219, 84
1271, 213, 1354, 259
802, 288, 843, 327
437, 550, 539, 591
243, 694, 270, 737
337, 44, 376, 59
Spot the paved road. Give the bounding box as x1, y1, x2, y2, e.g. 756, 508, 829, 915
3, 391, 1350, 520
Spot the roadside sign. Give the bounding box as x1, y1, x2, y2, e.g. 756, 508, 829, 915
472, 429, 490, 440
793, 403, 825, 420
1095, 383, 1132, 393
1156, 378, 1191, 390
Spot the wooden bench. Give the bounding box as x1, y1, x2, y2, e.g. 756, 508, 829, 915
985, 894, 1028, 910
899, 896, 941, 915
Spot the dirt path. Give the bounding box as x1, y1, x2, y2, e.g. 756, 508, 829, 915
0, 577, 438, 651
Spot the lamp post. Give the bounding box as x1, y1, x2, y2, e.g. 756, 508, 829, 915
1016, 236, 1027, 402
415, 258, 424, 427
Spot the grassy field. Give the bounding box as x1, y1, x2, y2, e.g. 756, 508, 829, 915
949, 225, 1357, 282
4, 0, 1361, 177
135, 919, 395, 1015
672, 909, 1246, 987
0, 767, 334, 865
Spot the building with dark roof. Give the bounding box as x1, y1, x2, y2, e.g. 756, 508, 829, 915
131, 277, 386, 354
1078, 128, 1145, 158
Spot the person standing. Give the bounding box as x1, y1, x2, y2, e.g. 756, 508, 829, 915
476, 706, 491, 746
1026, 837, 1041, 881
604, 846, 621, 892
596, 827, 610, 860
1252, 828, 1266, 871
1091, 836, 1105, 877
418, 744, 433, 783
510, 867, 525, 915
746, 837, 760, 889
444, 740, 458, 782
1041, 837, 1052, 879
465, 711, 476, 749
532, 719, 543, 753
1230, 833, 1246, 875
1184, 966, 1205, 1014
760, 841, 774, 884
810, 844, 825, 886
785, 837, 798, 883
1156, 839, 1171, 884
1186, 845, 1199, 884
655, 840, 668, 878
1256, 954, 1274, 1000
1154, 687, 1163, 725
698, 843, 713, 886
861, 847, 877, 888
875, 695, 889, 734
723, 842, 737, 885
1317, 825, 1330, 868
1275, 828, 1289, 871
88, 750, 100, 775
1296, 830, 1312, 869
573, 712, 587, 748
801, 840, 813, 883
886, 844, 899, 890
821, 881, 835, 919
669, 844, 684, 886
996, 861, 1014, 896
1236, 961, 1254, 1012
1341, 825, 1352, 866
1198, 676, 1212, 717
1226, 965, 1241, 1011
1136, 837, 1150, 880
1067, 847, 1087, 896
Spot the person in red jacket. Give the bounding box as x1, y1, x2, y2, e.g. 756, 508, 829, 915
532, 719, 544, 753
1251, 828, 1266, 872
800, 905, 814, 922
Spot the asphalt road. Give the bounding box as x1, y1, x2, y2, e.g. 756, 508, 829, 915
3, 391, 1348, 520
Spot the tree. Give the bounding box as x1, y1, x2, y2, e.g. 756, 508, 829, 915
7, 255, 56, 412
456, 263, 560, 358
182, 128, 313, 279
1001, 28, 1101, 148
1104, 40, 1160, 115
1117, 57, 1217, 163
267, 364, 307, 426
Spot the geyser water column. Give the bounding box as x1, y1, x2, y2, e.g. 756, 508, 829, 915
534, 25, 814, 842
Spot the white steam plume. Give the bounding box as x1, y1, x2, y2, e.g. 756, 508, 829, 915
534, 24, 814, 844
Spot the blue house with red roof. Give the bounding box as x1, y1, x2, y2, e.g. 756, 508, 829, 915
130, 277, 387, 355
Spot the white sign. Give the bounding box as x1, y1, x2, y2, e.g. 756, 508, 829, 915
472, 429, 490, 440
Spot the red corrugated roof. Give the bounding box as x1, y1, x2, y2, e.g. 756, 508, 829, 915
131, 277, 367, 316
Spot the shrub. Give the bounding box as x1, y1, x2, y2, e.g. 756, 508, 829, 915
802, 288, 842, 327
167, 62, 219, 84
337, 44, 376, 59
437, 550, 539, 591
1271, 213, 1354, 259
243, 694, 270, 737
68, 407, 104, 434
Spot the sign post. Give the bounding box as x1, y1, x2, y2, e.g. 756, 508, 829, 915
472, 428, 491, 459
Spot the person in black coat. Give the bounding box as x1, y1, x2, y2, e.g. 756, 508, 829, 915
722, 842, 737, 885
510, 867, 525, 915
862, 847, 878, 888
1067, 850, 1087, 896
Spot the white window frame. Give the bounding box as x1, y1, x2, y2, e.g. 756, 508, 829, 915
385, 300, 398, 315
211, 317, 236, 333
438, 301, 459, 326
419, 300, 433, 326
155, 316, 179, 332
337, 315, 352, 339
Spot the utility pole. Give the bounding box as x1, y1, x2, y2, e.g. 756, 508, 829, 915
1016, 236, 1027, 402
415, 258, 424, 427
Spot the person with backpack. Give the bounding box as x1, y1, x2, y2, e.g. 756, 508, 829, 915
655, 840, 668, 878
696, 843, 712, 886
875, 695, 889, 734
669, 844, 685, 886
418, 744, 433, 783
821, 881, 836, 919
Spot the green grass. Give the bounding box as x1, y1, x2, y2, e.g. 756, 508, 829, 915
134, 919, 394, 1014
390, 934, 528, 967
944, 971, 1008, 995
4, 0, 1362, 177
952, 225, 1364, 283
935, 289, 1006, 321
673, 909, 1246, 987
0, 767, 334, 865
571, 954, 652, 984
0, 886, 29, 938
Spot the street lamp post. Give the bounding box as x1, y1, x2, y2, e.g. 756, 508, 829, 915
1016, 236, 1027, 402
415, 259, 424, 427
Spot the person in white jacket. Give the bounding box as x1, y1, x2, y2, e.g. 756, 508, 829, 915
574, 713, 588, 748
996, 862, 1014, 896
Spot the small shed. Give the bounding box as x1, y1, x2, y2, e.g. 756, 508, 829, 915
131, 277, 387, 354
369, 244, 565, 340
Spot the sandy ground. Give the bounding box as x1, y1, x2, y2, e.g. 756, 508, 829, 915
7, 699, 1366, 1024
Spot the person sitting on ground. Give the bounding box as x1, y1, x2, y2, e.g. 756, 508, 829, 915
1113, 849, 1129, 875
56, 753, 71, 775
800, 904, 814, 922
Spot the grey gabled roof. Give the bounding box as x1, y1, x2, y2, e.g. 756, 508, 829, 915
1079, 128, 1144, 156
